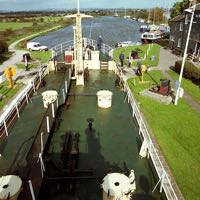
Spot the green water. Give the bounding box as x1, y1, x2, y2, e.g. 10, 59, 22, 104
40, 70, 166, 200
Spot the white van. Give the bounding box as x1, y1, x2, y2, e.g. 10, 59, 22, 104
27, 42, 48, 51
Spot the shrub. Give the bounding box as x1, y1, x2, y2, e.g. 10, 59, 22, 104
0, 40, 8, 54
174, 60, 200, 85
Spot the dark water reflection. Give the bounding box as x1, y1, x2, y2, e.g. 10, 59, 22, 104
31, 16, 142, 48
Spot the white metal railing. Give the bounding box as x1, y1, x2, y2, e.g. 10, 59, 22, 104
50, 38, 114, 57
0, 66, 47, 138
115, 64, 179, 200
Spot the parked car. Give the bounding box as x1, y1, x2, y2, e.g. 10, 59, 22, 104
27, 42, 48, 51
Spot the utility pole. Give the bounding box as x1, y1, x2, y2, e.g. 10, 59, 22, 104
174, 3, 196, 105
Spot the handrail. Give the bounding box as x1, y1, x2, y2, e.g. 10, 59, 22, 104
50, 37, 114, 57
0, 66, 47, 137
115, 64, 180, 200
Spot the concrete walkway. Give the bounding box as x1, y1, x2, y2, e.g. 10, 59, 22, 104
152, 47, 200, 113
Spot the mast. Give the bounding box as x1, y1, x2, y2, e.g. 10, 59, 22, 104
65, 0, 93, 86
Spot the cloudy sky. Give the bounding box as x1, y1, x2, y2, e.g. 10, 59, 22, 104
0, 0, 181, 11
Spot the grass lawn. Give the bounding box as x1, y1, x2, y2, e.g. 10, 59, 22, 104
30, 51, 51, 63
0, 81, 23, 110
16, 62, 39, 70
127, 70, 200, 200
168, 69, 200, 104
0, 22, 32, 31
113, 44, 160, 67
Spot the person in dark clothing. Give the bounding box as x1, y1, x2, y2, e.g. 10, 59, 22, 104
136, 62, 142, 76
119, 52, 125, 67
97, 35, 103, 51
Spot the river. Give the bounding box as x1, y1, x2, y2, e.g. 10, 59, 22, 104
31, 16, 142, 48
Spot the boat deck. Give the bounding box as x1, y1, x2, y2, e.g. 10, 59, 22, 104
39, 70, 165, 200
0, 72, 66, 175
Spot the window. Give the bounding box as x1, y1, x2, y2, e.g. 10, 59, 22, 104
170, 35, 174, 41
185, 14, 188, 24
178, 38, 181, 48
180, 22, 183, 31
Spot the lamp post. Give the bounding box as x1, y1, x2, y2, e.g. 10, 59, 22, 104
174, 3, 196, 105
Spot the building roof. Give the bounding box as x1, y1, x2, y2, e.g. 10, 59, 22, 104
184, 3, 200, 12
170, 14, 185, 22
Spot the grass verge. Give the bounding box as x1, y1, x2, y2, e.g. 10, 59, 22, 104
30, 51, 51, 63
0, 81, 23, 110
127, 70, 200, 200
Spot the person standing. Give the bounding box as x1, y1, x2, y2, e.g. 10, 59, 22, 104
119, 52, 125, 67
24, 55, 29, 71
97, 35, 103, 51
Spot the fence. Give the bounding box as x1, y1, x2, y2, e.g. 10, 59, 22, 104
115, 64, 181, 200
0, 66, 47, 147
18, 67, 71, 200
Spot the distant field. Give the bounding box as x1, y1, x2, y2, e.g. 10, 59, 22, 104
0, 22, 32, 31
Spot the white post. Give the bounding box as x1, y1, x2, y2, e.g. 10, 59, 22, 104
56, 98, 59, 109
25, 93, 29, 104
15, 103, 20, 118
28, 180, 36, 200
39, 71, 42, 83
148, 141, 151, 159
41, 132, 44, 154
132, 102, 136, 117
152, 170, 166, 193
175, 4, 196, 105
159, 171, 166, 193
38, 153, 45, 178
139, 117, 143, 135
51, 103, 55, 118
3, 120, 8, 136
69, 67, 72, 80
62, 88, 66, 102
46, 116, 50, 133
61, 44, 63, 54
32, 80, 36, 92
127, 91, 130, 103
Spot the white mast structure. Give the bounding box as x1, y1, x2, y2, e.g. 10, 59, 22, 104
65, 0, 93, 86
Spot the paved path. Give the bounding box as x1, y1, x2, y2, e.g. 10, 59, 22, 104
151, 47, 181, 71
151, 47, 200, 113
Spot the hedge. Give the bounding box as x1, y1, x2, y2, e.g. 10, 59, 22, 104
174, 60, 200, 85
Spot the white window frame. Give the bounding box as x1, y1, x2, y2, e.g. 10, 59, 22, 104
185, 14, 188, 24
179, 22, 183, 31
170, 35, 174, 41
177, 38, 181, 48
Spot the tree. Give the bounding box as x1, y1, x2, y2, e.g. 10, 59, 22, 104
171, 0, 200, 18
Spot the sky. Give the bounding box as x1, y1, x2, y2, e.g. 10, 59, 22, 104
0, 0, 181, 11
